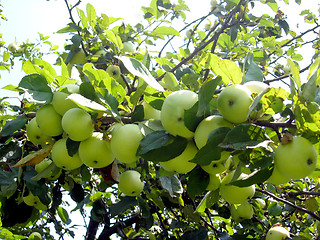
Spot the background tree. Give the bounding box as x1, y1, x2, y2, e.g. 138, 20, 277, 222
0, 0, 320, 239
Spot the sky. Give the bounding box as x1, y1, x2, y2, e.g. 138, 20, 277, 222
0, 0, 319, 239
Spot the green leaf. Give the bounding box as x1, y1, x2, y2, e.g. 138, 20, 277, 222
261, 88, 288, 115
301, 63, 319, 102
220, 124, 270, 150
230, 166, 273, 187
66, 138, 80, 157
152, 26, 180, 36
116, 56, 164, 91
288, 59, 301, 90
187, 168, 209, 200
132, 105, 144, 122
110, 196, 138, 217
82, 63, 110, 88
67, 93, 108, 112
191, 127, 230, 165
104, 30, 122, 50
138, 132, 188, 163
245, 55, 264, 82
18, 73, 53, 103
266, 0, 278, 12
0, 116, 27, 137
58, 206, 70, 224
196, 190, 219, 212
197, 77, 221, 116
159, 174, 183, 197
184, 102, 204, 132
79, 82, 99, 102
181, 226, 208, 240
86, 3, 96, 27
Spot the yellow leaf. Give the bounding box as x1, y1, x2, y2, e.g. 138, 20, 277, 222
13, 144, 53, 167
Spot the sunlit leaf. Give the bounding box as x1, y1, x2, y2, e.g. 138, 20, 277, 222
13, 144, 53, 167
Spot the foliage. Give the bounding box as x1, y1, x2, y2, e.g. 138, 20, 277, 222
0, 0, 320, 239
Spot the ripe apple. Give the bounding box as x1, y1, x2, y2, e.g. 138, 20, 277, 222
118, 170, 144, 196
121, 41, 135, 53
143, 102, 161, 120
160, 90, 198, 138
36, 104, 64, 137
217, 84, 253, 123
79, 136, 114, 168
267, 166, 290, 185
28, 232, 42, 240
106, 65, 121, 80
51, 138, 83, 170
52, 91, 78, 116
61, 108, 94, 141
8, 42, 18, 52
243, 81, 268, 95
23, 192, 48, 211
194, 115, 233, 149
110, 124, 143, 164
220, 172, 255, 204
266, 226, 290, 240
274, 136, 317, 180
206, 174, 221, 191
26, 118, 51, 145
160, 141, 198, 174
230, 201, 254, 221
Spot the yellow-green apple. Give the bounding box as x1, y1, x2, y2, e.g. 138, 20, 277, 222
266, 225, 290, 240
121, 42, 135, 53
160, 141, 198, 174
35, 158, 61, 180
8, 43, 18, 52
51, 91, 78, 116
106, 65, 121, 79
160, 90, 198, 138
205, 23, 211, 31
69, 48, 87, 65
267, 166, 290, 185
220, 172, 255, 204
201, 153, 230, 175
210, 0, 217, 9
143, 102, 161, 120
61, 108, 94, 141
274, 136, 317, 180
110, 124, 143, 164
230, 201, 254, 221
23, 192, 48, 211
51, 138, 83, 170
217, 84, 253, 123
118, 170, 144, 196
194, 115, 233, 149
243, 81, 268, 95
79, 135, 114, 168
26, 118, 51, 145
28, 232, 42, 240
36, 104, 63, 137
186, 29, 193, 38
206, 174, 221, 191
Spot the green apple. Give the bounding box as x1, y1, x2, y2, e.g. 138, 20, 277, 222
26, 118, 51, 145
121, 41, 135, 53
52, 91, 78, 116
266, 226, 290, 240
206, 174, 221, 191
36, 104, 64, 137
69, 48, 87, 65
160, 90, 198, 138
230, 201, 254, 221
143, 102, 161, 120
217, 84, 253, 123
194, 115, 233, 149
35, 158, 61, 180
16, 47, 25, 56
220, 172, 255, 204
243, 81, 268, 95
267, 166, 290, 185
28, 232, 42, 240
210, 0, 217, 8
79, 136, 114, 168
51, 138, 83, 170
106, 65, 121, 79
160, 141, 198, 174
61, 108, 94, 141
118, 170, 144, 196
8, 42, 18, 52
186, 29, 193, 38
205, 23, 211, 31
23, 192, 48, 211
274, 136, 317, 180
201, 153, 230, 175
110, 124, 143, 164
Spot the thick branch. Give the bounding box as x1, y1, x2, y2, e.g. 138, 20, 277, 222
256, 188, 320, 221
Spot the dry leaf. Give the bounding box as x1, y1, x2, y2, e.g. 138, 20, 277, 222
13, 144, 53, 167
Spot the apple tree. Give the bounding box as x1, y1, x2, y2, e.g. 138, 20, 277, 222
0, 0, 320, 239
